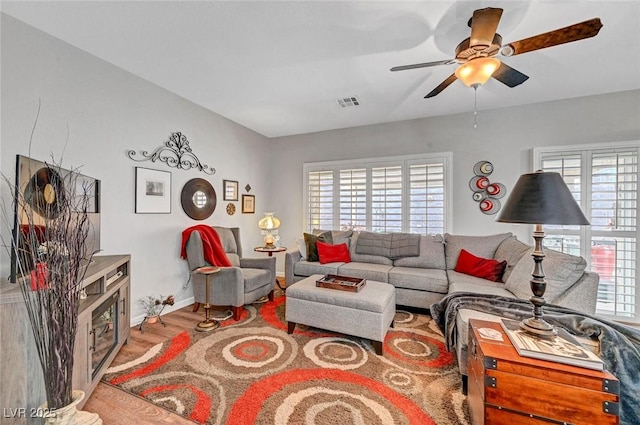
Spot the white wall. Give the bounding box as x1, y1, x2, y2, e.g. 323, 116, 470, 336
269, 90, 640, 250
0, 15, 274, 322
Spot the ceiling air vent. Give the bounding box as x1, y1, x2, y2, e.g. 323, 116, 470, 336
337, 96, 360, 108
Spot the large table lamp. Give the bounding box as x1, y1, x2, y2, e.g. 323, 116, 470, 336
496, 171, 590, 337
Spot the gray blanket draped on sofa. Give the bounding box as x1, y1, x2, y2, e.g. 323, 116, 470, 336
430, 292, 640, 425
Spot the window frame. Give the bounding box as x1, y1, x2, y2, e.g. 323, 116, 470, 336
303, 152, 453, 234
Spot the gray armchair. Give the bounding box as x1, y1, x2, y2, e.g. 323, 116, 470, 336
184, 226, 275, 320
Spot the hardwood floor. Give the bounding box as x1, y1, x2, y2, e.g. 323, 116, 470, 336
84, 303, 239, 424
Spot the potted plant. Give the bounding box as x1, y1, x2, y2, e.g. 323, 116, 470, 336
139, 294, 175, 323
4, 155, 101, 424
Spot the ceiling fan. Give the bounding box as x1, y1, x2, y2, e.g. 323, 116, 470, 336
391, 8, 603, 98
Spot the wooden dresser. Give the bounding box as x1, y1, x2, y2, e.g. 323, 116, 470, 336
468, 319, 620, 425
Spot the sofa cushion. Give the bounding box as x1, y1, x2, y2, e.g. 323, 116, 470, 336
317, 242, 351, 264
393, 234, 445, 269
349, 232, 393, 265
390, 233, 421, 259
337, 262, 392, 282
313, 229, 353, 248
455, 249, 507, 282
355, 231, 393, 256
505, 248, 587, 303
304, 231, 333, 262
294, 260, 344, 277
448, 270, 502, 286
444, 232, 512, 270
295, 238, 308, 260
388, 267, 449, 293
355, 231, 421, 259
494, 236, 531, 283
448, 276, 516, 298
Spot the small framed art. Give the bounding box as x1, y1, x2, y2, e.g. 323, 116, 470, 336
242, 194, 255, 214
223, 179, 239, 201
135, 167, 171, 214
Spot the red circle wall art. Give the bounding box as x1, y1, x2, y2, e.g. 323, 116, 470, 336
469, 161, 507, 215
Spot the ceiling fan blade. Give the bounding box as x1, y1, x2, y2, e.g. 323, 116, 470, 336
470, 7, 503, 48
390, 59, 456, 72
491, 62, 529, 87
504, 18, 603, 56
424, 73, 458, 98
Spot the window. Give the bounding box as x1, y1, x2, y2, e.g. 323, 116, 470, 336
304, 153, 451, 235
534, 143, 640, 324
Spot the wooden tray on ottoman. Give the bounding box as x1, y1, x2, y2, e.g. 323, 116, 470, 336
316, 274, 366, 292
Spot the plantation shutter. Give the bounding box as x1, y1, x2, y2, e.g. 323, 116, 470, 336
371, 166, 402, 233
307, 170, 334, 232
339, 169, 367, 231
409, 162, 445, 235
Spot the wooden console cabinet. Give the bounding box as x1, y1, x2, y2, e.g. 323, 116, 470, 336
0, 255, 131, 424
468, 319, 619, 425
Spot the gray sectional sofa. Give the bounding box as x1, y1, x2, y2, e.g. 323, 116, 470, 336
285, 229, 600, 384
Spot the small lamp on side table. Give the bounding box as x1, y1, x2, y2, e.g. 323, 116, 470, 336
258, 212, 281, 249
496, 171, 590, 337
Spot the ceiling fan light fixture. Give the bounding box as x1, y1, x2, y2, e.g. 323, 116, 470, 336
455, 57, 501, 87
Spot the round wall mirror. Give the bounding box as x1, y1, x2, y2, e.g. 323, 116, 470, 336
181, 178, 216, 220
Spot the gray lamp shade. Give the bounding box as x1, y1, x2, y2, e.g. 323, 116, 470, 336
496, 171, 590, 225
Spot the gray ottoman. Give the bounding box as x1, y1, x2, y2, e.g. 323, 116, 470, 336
286, 274, 396, 355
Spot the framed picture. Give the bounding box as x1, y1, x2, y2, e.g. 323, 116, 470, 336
135, 167, 171, 214
242, 194, 255, 214
223, 179, 239, 201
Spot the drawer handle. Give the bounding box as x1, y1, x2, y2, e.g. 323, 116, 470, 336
89, 329, 96, 352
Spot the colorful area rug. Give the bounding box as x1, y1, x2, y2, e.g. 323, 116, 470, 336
104, 292, 470, 425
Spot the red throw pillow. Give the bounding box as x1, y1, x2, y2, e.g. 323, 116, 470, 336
454, 249, 507, 282
317, 242, 351, 264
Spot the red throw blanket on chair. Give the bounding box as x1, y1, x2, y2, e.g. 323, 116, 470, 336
180, 225, 232, 267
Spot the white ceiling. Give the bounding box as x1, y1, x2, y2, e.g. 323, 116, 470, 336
2, 1, 639, 138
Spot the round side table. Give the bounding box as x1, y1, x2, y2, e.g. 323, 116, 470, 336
194, 266, 220, 332
254, 246, 287, 290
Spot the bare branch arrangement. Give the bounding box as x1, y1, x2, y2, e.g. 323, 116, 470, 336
3, 159, 97, 409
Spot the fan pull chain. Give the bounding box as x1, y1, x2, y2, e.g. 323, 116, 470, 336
473, 85, 478, 129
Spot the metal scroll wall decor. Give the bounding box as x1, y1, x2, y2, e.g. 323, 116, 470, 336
127, 131, 215, 175
469, 161, 506, 215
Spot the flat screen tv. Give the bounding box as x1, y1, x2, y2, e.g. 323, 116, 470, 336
9, 155, 101, 283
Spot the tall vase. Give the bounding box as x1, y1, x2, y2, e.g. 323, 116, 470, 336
41, 390, 103, 425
